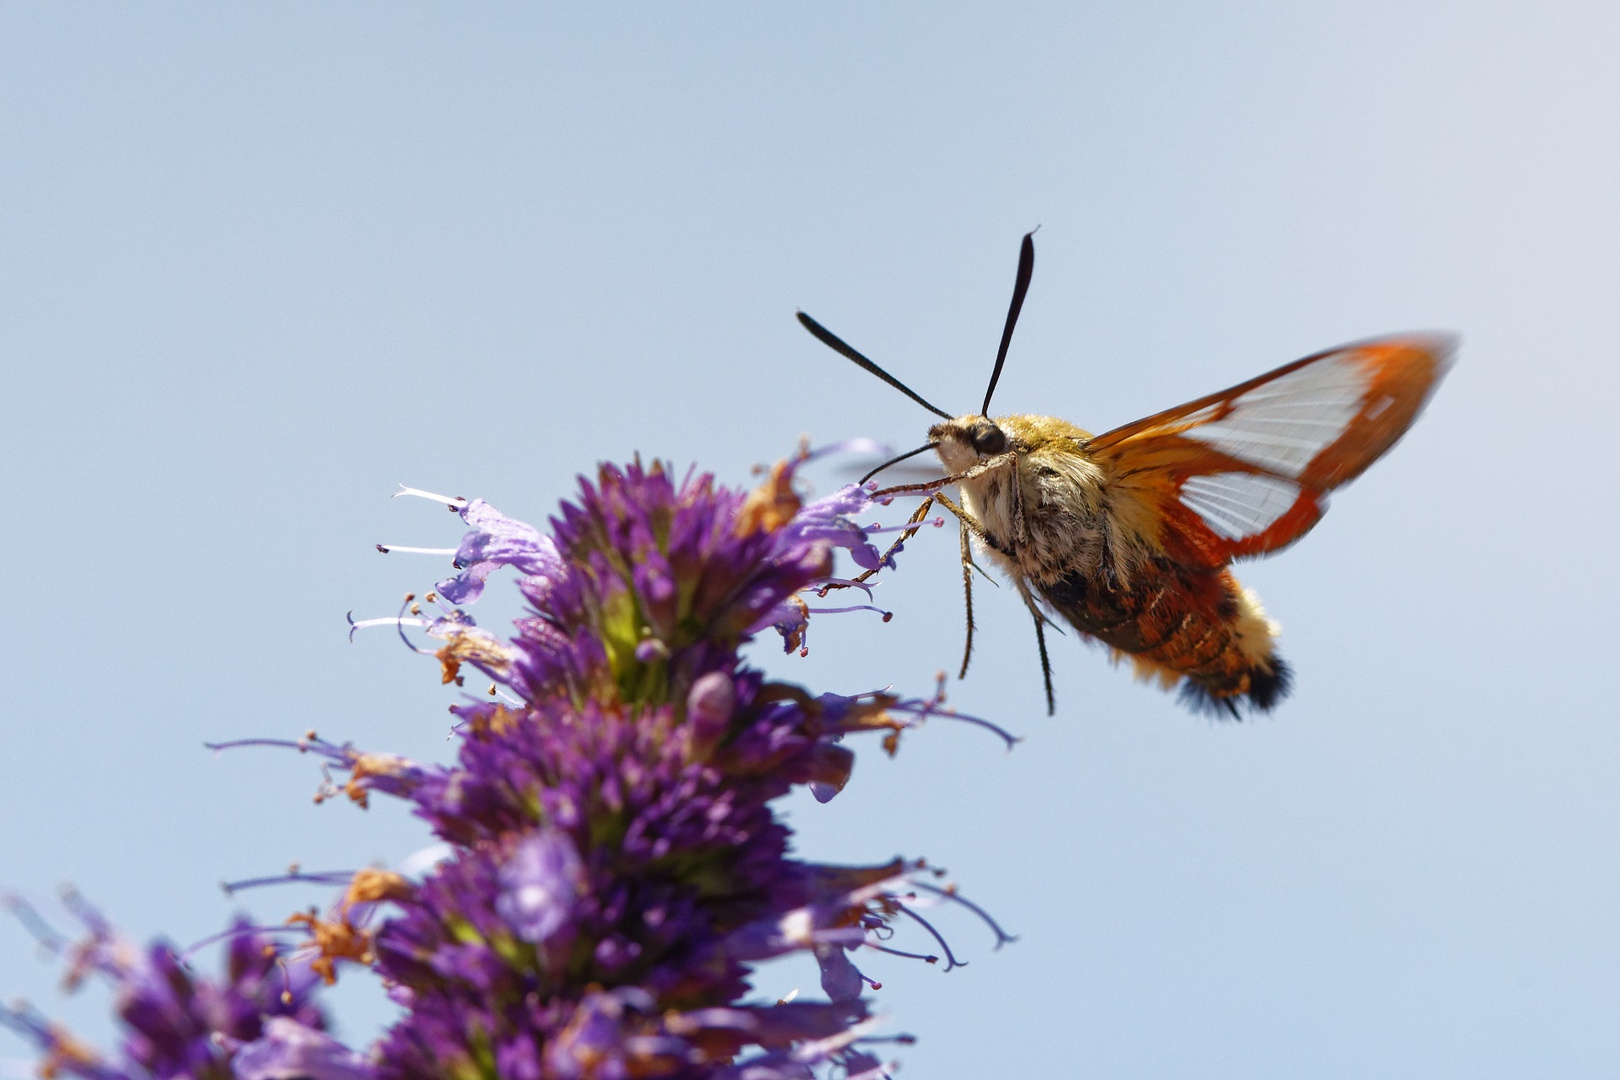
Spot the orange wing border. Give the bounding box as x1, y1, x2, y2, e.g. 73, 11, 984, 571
1087, 334, 1455, 568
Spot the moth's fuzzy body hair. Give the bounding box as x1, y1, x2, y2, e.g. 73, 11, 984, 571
930, 412, 1288, 715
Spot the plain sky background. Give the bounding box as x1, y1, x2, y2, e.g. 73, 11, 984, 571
4, 5, 1619, 1078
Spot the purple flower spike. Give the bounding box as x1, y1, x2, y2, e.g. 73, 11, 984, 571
494, 828, 586, 945
11, 447, 1013, 1080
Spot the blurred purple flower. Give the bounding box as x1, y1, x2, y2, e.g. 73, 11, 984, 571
233, 1018, 374, 1080
0, 900, 329, 1080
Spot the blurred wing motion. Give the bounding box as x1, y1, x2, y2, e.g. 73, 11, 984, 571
1088, 335, 1454, 568
836, 456, 948, 486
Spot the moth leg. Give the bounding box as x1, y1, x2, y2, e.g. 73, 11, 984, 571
1032, 613, 1054, 716
849, 496, 934, 585
956, 513, 975, 679
935, 489, 1054, 710
925, 491, 1000, 680
934, 491, 1033, 586
1010, 452, 1030, 548
871, 452, 1017, 499
1017, 583, 1056, 716
935, 492, 1050, 609
932, 492, 990, 544
926, 492, 986, 679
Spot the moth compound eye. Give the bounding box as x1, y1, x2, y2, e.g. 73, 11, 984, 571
971, 424, 1007, 455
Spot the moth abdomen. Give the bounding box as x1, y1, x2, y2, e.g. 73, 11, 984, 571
1178, 654, 1293, 717
1041, 563, 1290, 717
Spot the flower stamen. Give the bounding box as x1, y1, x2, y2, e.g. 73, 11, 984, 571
392, 485, 467, 510
891, 904, 966, 972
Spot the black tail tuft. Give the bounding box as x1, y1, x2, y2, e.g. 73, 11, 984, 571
1177, 654, 1294, 719
1245, 654, 1293, 712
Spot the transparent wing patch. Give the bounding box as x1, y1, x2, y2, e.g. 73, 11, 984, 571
1088, 334, 1454, 564
1179, 472, 1305, 541
1178, 354, 1370, 479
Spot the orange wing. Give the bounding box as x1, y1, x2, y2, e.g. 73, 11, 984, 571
1087, 334, 1455, 569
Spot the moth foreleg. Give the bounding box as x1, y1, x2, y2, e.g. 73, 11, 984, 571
932, 492, 989, 543
851, 496, 935, 585
871, 452, 1017, 499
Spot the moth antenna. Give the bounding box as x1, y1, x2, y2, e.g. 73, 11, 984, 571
980, 230, 1037, 417
859, 441, 940, 486
797, 311, 954, 421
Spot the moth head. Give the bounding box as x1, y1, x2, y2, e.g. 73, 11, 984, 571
930, 415, 1009, 473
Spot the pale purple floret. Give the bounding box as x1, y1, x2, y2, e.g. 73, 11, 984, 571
494, 829, 586, 945
437, 498, 564, 604
781, 484, 889, 573
233, 1018, 375, 1080
686, 670, 736, 756
815, 945, 866, 1002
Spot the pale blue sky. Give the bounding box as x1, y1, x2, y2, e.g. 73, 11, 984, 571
4, 5, 1620, 1077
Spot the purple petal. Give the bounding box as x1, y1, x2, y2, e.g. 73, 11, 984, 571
494, 829, 586, 944
232, 1019, 373, 1080
437, 500, 564, 604
816, 945, 864, 1002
